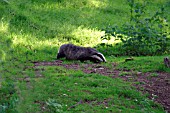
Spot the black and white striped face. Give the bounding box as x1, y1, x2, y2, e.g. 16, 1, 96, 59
91, 52, 106, 62
96, 52, 107, 62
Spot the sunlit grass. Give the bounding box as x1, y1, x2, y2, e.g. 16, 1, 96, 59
0, 18, 9, 33
0, 0, 169, 112
88, 0, 107, 8
32, 0, 107, 9
10, 25, 105, 52
106, 55, 170, 73
71, 26, 105, 46
11, 34, 59, 48
0, 50, 6, 62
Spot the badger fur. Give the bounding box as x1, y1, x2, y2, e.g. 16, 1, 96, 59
57, 44, 106, 63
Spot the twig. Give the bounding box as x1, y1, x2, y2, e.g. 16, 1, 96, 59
68, 99, 83, 110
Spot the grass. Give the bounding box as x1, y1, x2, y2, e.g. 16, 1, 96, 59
0, 0, 170, 112
119, 71, 131, 76
106, 55, 170, 73
16, 66, 164, 113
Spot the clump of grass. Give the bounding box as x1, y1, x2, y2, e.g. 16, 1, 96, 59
119, 71, 131, 76
0, 80, 18, 113
150, 73, 159, 77
46, 98, 63, 113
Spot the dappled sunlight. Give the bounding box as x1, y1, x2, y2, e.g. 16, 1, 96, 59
88, 0, 107, 8
71, 26, 105, 46
10, 25, 120, 52
32, 0, 107, 9
33, 2, 61, 10
0, 50, 6, 62
10, 25, 107, 50
11, 34, 59, 49
0, 18, 9, 33
4, 0, 125, 43
1, 0, 169, 112
101, 37, 121, 45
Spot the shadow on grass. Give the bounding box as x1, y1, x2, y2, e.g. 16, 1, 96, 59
1, 0, 170, 61
5, 0, 129, 41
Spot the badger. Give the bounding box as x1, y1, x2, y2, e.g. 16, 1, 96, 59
57, 44, 106, 63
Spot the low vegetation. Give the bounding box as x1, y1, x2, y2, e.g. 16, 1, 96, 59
103, 0, 170, 56
0, 0, 170, 112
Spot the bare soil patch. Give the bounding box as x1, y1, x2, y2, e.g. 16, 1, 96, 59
33, 60, 170, 112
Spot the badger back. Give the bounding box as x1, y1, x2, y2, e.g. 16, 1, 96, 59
66, 45, 97, 60
57, 44, 106, 62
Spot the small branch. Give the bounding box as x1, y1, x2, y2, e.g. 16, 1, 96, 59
68, 99, 83, 110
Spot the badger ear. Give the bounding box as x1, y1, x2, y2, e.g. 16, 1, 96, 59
91, 55, 103, 62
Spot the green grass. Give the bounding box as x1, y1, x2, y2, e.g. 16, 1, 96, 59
106, 56, 170, 73
0, 0, 170, 112
16, 66, 164, 113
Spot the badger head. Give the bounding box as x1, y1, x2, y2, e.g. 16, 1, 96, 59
90, 52, 107, 63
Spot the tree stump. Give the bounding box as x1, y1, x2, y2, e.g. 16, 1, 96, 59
164, 57, 170, 68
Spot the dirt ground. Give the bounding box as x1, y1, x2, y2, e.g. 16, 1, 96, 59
33, 60, 170, 112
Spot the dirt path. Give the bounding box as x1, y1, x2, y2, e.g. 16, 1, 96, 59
33, 60, 170, 112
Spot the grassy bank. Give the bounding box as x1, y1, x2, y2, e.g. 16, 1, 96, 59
0, 0, 169, 112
